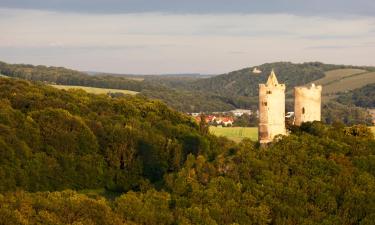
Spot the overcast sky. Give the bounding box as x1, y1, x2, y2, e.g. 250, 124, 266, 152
1, 0, 374, 74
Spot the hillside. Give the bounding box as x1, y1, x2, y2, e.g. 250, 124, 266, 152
1, 78, 375, 224
177, 62, 375, 98
336, 83, 375, 108
184, 62, 328, 97
0, 77, 209, 193
0, 61, 234, 112
313, 69, 375, 96
1, 60, 374, 116
0, 61, 149, 92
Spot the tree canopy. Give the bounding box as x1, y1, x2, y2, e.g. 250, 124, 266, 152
0, 78, 374, 224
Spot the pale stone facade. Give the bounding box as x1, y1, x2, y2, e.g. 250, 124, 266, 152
258, 70, 286, 144
294, 83, 322, 126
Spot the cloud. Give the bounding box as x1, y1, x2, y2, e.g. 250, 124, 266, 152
305, 45, 357, 50
0, 0, 375, 16
0, 8, 374, 73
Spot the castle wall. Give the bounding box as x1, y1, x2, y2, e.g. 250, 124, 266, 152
294, 84, 322, 126
259, 83, 286, 143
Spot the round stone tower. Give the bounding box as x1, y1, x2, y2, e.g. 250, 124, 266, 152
294, 83, 322, 126
258, 70, 286, 144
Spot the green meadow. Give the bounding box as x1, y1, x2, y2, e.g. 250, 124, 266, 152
209, 126, 258, 142
210, 126, 375, 142
51, 84, 138, 95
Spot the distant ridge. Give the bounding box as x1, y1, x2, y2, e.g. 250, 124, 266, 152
1, 60, 374, 113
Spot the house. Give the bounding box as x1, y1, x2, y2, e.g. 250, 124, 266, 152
222, 117, 234, 126
215, 116, 234, 126
230, 109, 252, 117
252, 67, 262, 74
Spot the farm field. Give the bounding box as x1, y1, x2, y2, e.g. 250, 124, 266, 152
51, 85, 138, 95
323, 72, 375, 94
311, 69, 375, 95
210, 126, 258, 142
315, 69, 366, 86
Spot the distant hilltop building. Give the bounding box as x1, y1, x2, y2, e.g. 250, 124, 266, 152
294, 83, 322, 126
258, 70, 286, 144
252, 67, 262, 74
258, 70, 322, 144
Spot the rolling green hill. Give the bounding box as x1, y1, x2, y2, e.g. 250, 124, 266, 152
1, 60, 374, 116
185, 62, 328, 97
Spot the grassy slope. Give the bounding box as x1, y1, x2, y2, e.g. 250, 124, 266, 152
209, 126, 258, 142
312, 69, 375, 95
51, 84, 138, 95
323, 72, 375, 94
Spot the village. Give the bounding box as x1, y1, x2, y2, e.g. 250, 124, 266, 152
189, 109, 254, 127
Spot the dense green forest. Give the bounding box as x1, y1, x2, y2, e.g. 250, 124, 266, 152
0, 77, 214, 193
1, 78, 375, 224
337, 83, 375, 108
322, 101, 373, 125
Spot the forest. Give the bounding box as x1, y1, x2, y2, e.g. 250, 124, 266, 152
0, 77, 374, 224
337, 83, 375, 108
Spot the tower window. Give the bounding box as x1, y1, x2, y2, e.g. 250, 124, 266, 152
263, 102, 267, 106
266, 91, 272, 94
302, 107, 305, 114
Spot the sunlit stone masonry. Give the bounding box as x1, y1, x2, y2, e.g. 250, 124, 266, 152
294, 83, 322, 126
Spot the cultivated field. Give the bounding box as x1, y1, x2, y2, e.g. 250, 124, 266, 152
315, 69, 366, 86
209, 126, 258, 142
312, 69, 375, 95
51, 85, 138, 95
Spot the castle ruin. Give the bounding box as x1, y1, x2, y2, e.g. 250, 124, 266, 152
258, 70, 322, 143
294, 84, 322, 126
258, 70, 287, 144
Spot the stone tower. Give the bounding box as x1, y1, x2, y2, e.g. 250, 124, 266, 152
294, 83, 322, 126
258, 70, 286, 144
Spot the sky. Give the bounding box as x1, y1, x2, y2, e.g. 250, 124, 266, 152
1, 0, 375, 74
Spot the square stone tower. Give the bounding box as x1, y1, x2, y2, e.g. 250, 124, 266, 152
294, 83, 322, 126
258, 70, 286, 144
